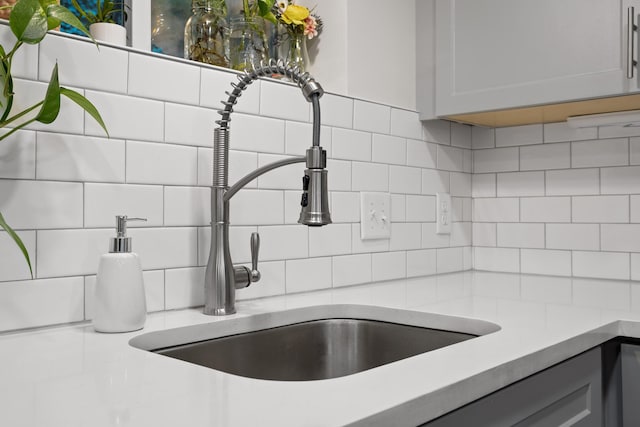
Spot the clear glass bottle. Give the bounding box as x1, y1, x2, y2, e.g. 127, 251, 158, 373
184, 0, 229, 67
228, 16, 268, 71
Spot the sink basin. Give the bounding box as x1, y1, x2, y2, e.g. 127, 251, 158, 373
130, 305, 500, 381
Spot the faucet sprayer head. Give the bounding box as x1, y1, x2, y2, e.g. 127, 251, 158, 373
298, 146, 332, 226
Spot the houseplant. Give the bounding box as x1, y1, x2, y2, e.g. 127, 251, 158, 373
228, 0, 275, 70
0, 0, 108, 277
273, 0, 322, 72
71, 0, 126, 45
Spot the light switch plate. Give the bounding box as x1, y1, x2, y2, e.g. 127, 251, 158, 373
436, 192, 452, 235
360, 192, 391, 240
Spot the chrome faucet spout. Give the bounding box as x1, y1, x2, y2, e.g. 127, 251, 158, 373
204, 61, 331, 316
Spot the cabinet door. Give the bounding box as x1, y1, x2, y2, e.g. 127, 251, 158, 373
435, 0, 635, 116
423, 347, 602, 427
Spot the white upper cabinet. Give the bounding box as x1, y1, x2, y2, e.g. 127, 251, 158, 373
426, 0, 640, 118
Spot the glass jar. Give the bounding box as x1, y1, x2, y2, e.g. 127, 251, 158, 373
228, 16, 268, 71
184, 0, 228, 67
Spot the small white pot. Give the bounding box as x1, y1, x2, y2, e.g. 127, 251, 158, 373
89, 22, 127, 46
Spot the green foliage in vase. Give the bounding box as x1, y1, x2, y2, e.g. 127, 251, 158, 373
70, 0, 124, 25
0, 0, 108, 278
242, 0, 276, 24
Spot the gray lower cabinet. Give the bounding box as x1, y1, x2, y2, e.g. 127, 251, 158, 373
621, 344, 640, 425
423, 347, 602, 427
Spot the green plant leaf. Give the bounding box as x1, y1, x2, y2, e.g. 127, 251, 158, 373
10, 0, 48, 44
46, 4, 92, 37
60, 87, 109, 137
0, 48, 13, 122
35, 63, 61, 124
0, 211, 33, 279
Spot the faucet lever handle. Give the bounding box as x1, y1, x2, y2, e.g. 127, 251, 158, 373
250, 232, 261, 282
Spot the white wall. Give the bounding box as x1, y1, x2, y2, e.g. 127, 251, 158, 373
472, 123, 640, 281
0, 29, 469, 332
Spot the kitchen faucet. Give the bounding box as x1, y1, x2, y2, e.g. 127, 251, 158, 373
204, 61, 332, 316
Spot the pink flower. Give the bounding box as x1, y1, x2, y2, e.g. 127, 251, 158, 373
303, 15, 318, 39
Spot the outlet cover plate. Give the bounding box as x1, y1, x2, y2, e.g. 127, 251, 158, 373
360, 192, 391, 240
436, 192, 452, 234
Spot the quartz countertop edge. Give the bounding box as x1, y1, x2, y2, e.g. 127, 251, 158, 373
1, 271, 639, 427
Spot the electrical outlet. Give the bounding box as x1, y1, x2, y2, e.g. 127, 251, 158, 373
360, 192, 391, 240
436, 192, 452, 235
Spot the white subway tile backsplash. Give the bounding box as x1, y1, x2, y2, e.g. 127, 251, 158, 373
128, 227, 198, 270
330, 192, 360, 223
601, 166, 640, 194
497, 171, 544, 197
471, 126, 495, 149
85, 183, 163, 227
84, 90, 164, 141
451, 123, 472, 149
332, 128, 372, 161
543, 123, 597, 143
497, 223, 544, 248
406, 195, 436, 222
390, 223, 422, 251
520, 197, 571, 223
37, 229, 111, 277
601, 224, 640, 252
450, 172, 472, 197
437, 145, 465, 172
352, 223, 389, 253
0, 277, 84, 331
0, 231, 35, 281
0, 130, 35, 180
39, 35, 128, 93
473, 223, 497, 247
473, 198, 519, 222
0, 25, 37, 79
633, 254, 640, 281
422, 223, 450, 248
473, 147, 519, 173
546, 224, 600, 251
237, 261, 287, 300
473, 247, 520, 273
286, 257, 332, 293
571, 138, 628, 168
353, 100, 390, 134
472, 174, 496, 198
372, 251, 406, 281
389, 166, 421, 194
422, 169, 450, 195
231, 113, 285, 154
309, 223, 351, 257
392, 194, 406, 221
332, 254, 372, 287
227, 226, 258, 263
573, 251, 630, 280
631, 138, 640, 165
407, 249, 437, 277
259, 225, 308, 261
422, 120, 451, 145
451, 222, 472, 247
0, 180, 82, 229
164, 103, 216, 147
200, 68, 260, 115
437, 247, 466, 273
165, 267, 205, 310
352, 162, 389, 192
257, 154, 303, 190
129, 53, 200, 104
372, 134, 406, 165
321, 94, 353, 129
632, 196, 640, 223
197, 148, 258, 188
231, 189, 284, 225
36, 133, 125, 183
126, 141, 198, 186
406, 139, 437, 169
285, 122, 332, 156
327, 159, 352, 191
521, 249, 572, 277
260, 81, 310, 122
390, 109, 422, 140
164, 186, 210, 226
520, 143, 570, 171
572, 195, 629, 223
546, 168, 599, 196
598, 124, 640, 138
495, 124, 542, 147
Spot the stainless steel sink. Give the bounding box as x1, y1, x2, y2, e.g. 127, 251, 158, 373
130, 305, 500, 381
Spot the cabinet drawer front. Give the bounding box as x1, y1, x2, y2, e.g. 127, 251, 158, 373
424, 347, 602, 427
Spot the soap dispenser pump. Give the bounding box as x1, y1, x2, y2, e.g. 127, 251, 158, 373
94, 215, 147, 333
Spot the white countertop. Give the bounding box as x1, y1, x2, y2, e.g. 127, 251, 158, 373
3, 271, 640, 427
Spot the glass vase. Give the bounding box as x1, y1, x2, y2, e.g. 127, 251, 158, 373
228, 16, 268, 71
286, 32, 309, 72
184, 0, 228, 67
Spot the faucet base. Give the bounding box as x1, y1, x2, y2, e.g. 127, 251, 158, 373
203, 307, 236, 316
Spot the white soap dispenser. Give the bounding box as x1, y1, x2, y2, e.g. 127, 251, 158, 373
94, 215, 147, 333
